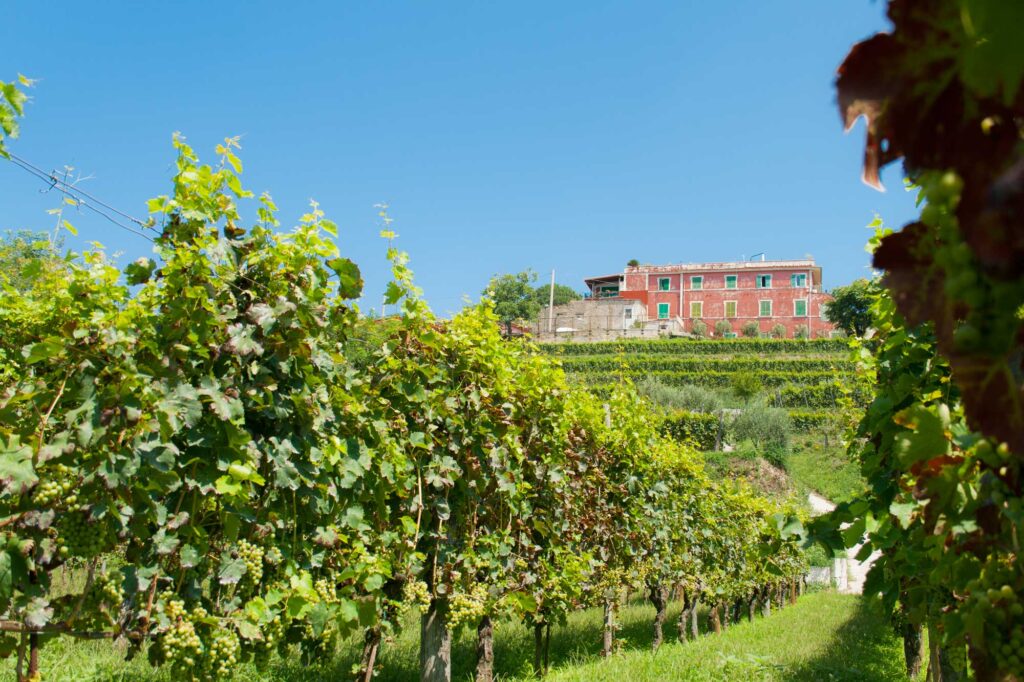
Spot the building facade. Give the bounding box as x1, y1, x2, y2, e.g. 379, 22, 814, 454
584, 259, 836, 338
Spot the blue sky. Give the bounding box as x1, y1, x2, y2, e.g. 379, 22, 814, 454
1, 2, 916, 316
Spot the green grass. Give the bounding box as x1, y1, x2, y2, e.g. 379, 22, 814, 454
544, 592, 911, 682
786, 436, 865, 504
3, 592, 911, 681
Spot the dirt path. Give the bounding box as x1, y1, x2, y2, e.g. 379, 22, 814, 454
806, 492, 877, 594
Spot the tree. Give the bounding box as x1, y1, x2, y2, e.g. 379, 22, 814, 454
714, 320, 732, 337
532, 282, 582, 309
825, 279, 873, 337
627, 259, 639, 267
485, 270, 540, 336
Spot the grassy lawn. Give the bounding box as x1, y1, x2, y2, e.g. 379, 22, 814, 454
2, 591, 912, 681
785, 437, 865, 505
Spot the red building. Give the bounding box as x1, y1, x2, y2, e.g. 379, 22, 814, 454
584, 259, 836, 338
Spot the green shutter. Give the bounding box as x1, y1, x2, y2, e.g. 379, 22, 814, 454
795, 299, 807, 316
725, 301, 736, 317
658, 303, 670, 319
726, 275, 737, 289
760, 300, 771, 316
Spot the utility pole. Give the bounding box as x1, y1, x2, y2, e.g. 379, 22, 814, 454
548, 269, 556, 333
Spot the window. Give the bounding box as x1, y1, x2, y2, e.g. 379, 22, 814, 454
725, 275, 737, 289
624, 307, 632, 319
725, 300, 737, 318
759, 300, 772, 317
690, 301, 702, 318
820, 303, 829, 320
756, 274, 772, 289
658, 302, 670, 319
791, 273, 807, 288
794, 299, 807, 316
690, 276, 703, 290
657, 277, 671, 291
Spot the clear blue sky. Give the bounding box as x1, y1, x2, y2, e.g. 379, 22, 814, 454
1, 2, 916, 316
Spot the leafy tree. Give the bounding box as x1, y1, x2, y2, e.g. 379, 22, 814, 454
0, 74, 32, 157
730, 371, 762, 403
741, 321, 760, 338
532, 282, 582, 308
485, 270, 540, 336
825, 278, 873, 337
714, 320, 732, 337
627, 259, 639, 267
770, 323, 786, 339
691, 320, 708, 338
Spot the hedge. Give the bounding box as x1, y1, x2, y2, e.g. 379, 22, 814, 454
539, 337, 849, 356
777, 383, 868, 408
577, 370, 854, 389
787, 410, 835, 432
660, 411, 721, 451
557, 355, 856, 374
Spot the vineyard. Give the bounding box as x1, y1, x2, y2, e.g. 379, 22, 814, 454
3, 0, 1024, 679
540, 338, 861, 439
0, 98, 810, 682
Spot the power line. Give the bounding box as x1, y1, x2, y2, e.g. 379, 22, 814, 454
4, 153, 155, 243
0, 153, 348, 302
7, 152, 153, 229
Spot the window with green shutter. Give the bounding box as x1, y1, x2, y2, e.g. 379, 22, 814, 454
791, 273, 807, 287
759, 300, 772, 317
690, 276, 702, 290
725, 275, 737, 289
658, 302, 670, 319
756, 274, 772, 288
690, 301, 702, 318
794, 299, 807, 316
659, 277, 670, 291
725, 300, 737, 317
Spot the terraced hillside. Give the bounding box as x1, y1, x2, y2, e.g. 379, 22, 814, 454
538, 338, 861, 409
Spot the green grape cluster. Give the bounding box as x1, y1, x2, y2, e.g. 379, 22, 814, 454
964, 561, 1024, 676
402, 579, 431, 612
97, 570, 123, 605
446, 584, 488, 630
265, 546, 283, 565
161, 618, 203, 672
31, 464, 76, 506
57, 511, 114, 559
314, 577, 338, 604
203, 627, 240, 678
237, 539, 264, 583
252, 615, 284, 670
300, 620, 337, 663
78, 569, 124, 626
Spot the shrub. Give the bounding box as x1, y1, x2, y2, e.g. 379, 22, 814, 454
691, 320, 708, 337
770, 323, 787, 339
741, 321, 760, 337
730, 400, 792, 467
636, 378, 724, 412
789, 410, 833, 432
730, 371, 763, 403
538, 338, 850, 356
714, 320, 732, 337
660, 411, 720, 450
794, 324, 809, 339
